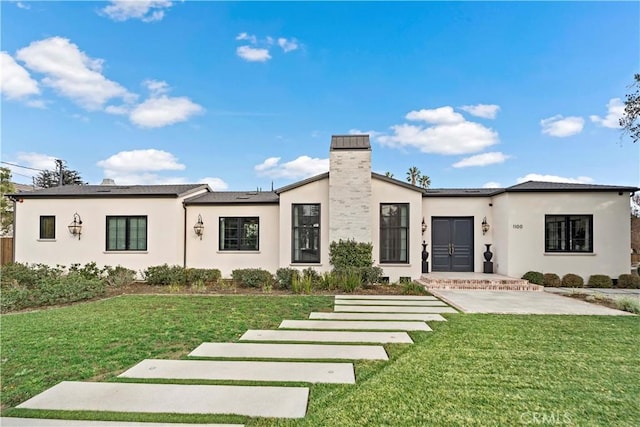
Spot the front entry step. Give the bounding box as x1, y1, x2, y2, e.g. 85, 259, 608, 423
17, 381, 309, 419
119, 359, 355, 384
334, 299, 447, 307
189, 342, 388, 360
279, 320, 431, 331
335, 305, 458, 314
240, 330, 413, 343
335, 295, 438, 301
309, 312, 446, 321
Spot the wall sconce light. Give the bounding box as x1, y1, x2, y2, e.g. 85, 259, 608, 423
194, 214, 204, 240
421, 218, 427, 235
482, 216, 490, 235
68, 212, 83, 240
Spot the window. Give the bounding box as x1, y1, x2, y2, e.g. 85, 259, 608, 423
106, 216, 147, 251
545, 215, 593, 253
219, 217, 259, 251
39, 216, 55, 239
292, 204, 320, 263
380, 203, 409, 263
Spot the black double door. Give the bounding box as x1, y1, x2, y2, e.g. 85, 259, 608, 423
431, 217, 474, 272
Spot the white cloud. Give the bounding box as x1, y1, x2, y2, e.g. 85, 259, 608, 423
0, 51, 40, 99
516, 173, 594, 184
15, 152, 58, 171
452, 152, 510, 168
16, 37, 134, 111
199, 177, 229, 191
278, 37, 299, 53
483, 181, 502, 188
590, 98, 624, 129
236, 32, 257, 44
254, 156, 329, 179
459, 104, 500, 119
129, 95, 203, 128
97, 149, 185, 174
143, 79, 170, 96
348, 128, 383, 139
540, 115, 584, 137
104, 105, 130, 115
15, 2, 30, 10
405, 106, 465, 125
101, 0, 173, 22
236, 46, 271, 62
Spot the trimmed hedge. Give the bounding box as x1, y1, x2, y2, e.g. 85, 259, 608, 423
561, 273, 584, 288
617, 274, 640, 289
329, 239, 374, 268
543, 273, 561, 287
521, 271, 544, 285
586, 274, 613, 288
275, 268, 300, 290
144, 264, 221, 286
231, 268, 273, 288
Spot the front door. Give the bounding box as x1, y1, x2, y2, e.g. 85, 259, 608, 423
431, 217, 474, 272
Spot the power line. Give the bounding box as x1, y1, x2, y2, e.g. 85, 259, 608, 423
0, 161, 48, 172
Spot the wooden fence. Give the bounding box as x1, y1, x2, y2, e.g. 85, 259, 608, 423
1, 237, 14, 266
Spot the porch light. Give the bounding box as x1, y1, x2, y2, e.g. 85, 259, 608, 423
482, 217, 490, 235
421, 218, 427, 235
194, 214, 204, 240
68, 213, 83, 240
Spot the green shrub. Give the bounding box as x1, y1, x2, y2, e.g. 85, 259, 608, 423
561, 273, 584, 288
103, 265, 137, 287
144, 264, 185, 286
402, 281, 428, 295
321, 271, 340, 290
275, 268, 300, 290
360, 266, 383, 285
329, 239, 374, 268
302, 267, 323, 289
543, 273, 561, 287
586, 274, 613, 288
615, 297, 640, 314
185, 268, 221, 285
334, 269, 362, 293
231, 268, 273, 288
291, 273, 313, 294
521, 271, 544, 285
617, 274, 640, 289
1, 262, 64, 288
68, 262, 104, 280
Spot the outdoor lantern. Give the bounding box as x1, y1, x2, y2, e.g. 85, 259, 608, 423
68, 212, 83, 240
482, 216, 490, 235
421, 218, 427, 235
194, 214, 204, 240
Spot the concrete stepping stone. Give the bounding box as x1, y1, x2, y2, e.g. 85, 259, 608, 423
189, 342, 388, 360
17, 381, 309, 419
241, 330, 413, 343
280, 320, 431, 331
119, 359, 355, 384
0, 419, 242, 427
336, 295, 438, 301
334, 299, 447, 306
310, 312, 446, 321
335, 305, 458, 313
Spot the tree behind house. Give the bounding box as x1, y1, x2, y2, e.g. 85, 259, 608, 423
1, 168, 16, 234
33, 165, 86, 188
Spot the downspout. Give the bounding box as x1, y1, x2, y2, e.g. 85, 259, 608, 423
11, 197, 17, 263
182, 201, 187, 268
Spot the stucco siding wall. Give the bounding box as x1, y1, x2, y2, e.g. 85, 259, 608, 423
490, 193, 510, 275
185, 204, 279, 277
505, 192, 631, 279
279, 178, 330, 274
372, 178, 422, 281
14, 197, 186, 275
422, 197, 493, 272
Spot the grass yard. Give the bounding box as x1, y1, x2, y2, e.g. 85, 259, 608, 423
1, 295, 639, 426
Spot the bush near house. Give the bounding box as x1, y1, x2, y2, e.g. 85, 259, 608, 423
275, 268, 300, 290
617, 274, 640, 289
231, 268, 274, 288
329, 239, 383, 288
521, 271, 544, 285
144, 265, 221, 286
543, 273, 561, 287
586, 274, 613, 288
561, 273, 584, 288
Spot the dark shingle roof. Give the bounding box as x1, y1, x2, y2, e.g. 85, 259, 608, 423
424, 188, 502, 197
185, 191, 279, 205
330, 134, 371, 150
371, 173, 425, 193
505, 181, 638, 193
276, 172, 329, 194
8, 184, 209, 199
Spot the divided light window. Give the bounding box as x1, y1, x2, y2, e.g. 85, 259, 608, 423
106, 216, 147, 251
219, 217, 259, 251
380, 203, 409, 263
545, 215, 593, 253
292, 204, 320, 263
39, 216, 55, 239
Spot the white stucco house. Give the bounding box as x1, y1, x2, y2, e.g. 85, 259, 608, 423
8, 135, 637, 281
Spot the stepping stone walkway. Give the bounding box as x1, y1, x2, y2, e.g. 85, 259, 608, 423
15, 293, 456, 424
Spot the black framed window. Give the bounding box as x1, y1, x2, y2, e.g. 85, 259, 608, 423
106, 216, 147, 251
292, 204, 320, 263
545, 215, 593, 252
219, 217, 259, 250
39, 216, 55, 239
380, 203, 409, 263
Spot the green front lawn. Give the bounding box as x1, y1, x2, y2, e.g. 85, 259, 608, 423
2, 295, 638, 426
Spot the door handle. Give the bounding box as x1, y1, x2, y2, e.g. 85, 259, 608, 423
451, 244, 455, 255
448, 243, 452, 256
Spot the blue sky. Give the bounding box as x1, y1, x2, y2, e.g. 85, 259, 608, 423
2, 1, 639, 191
